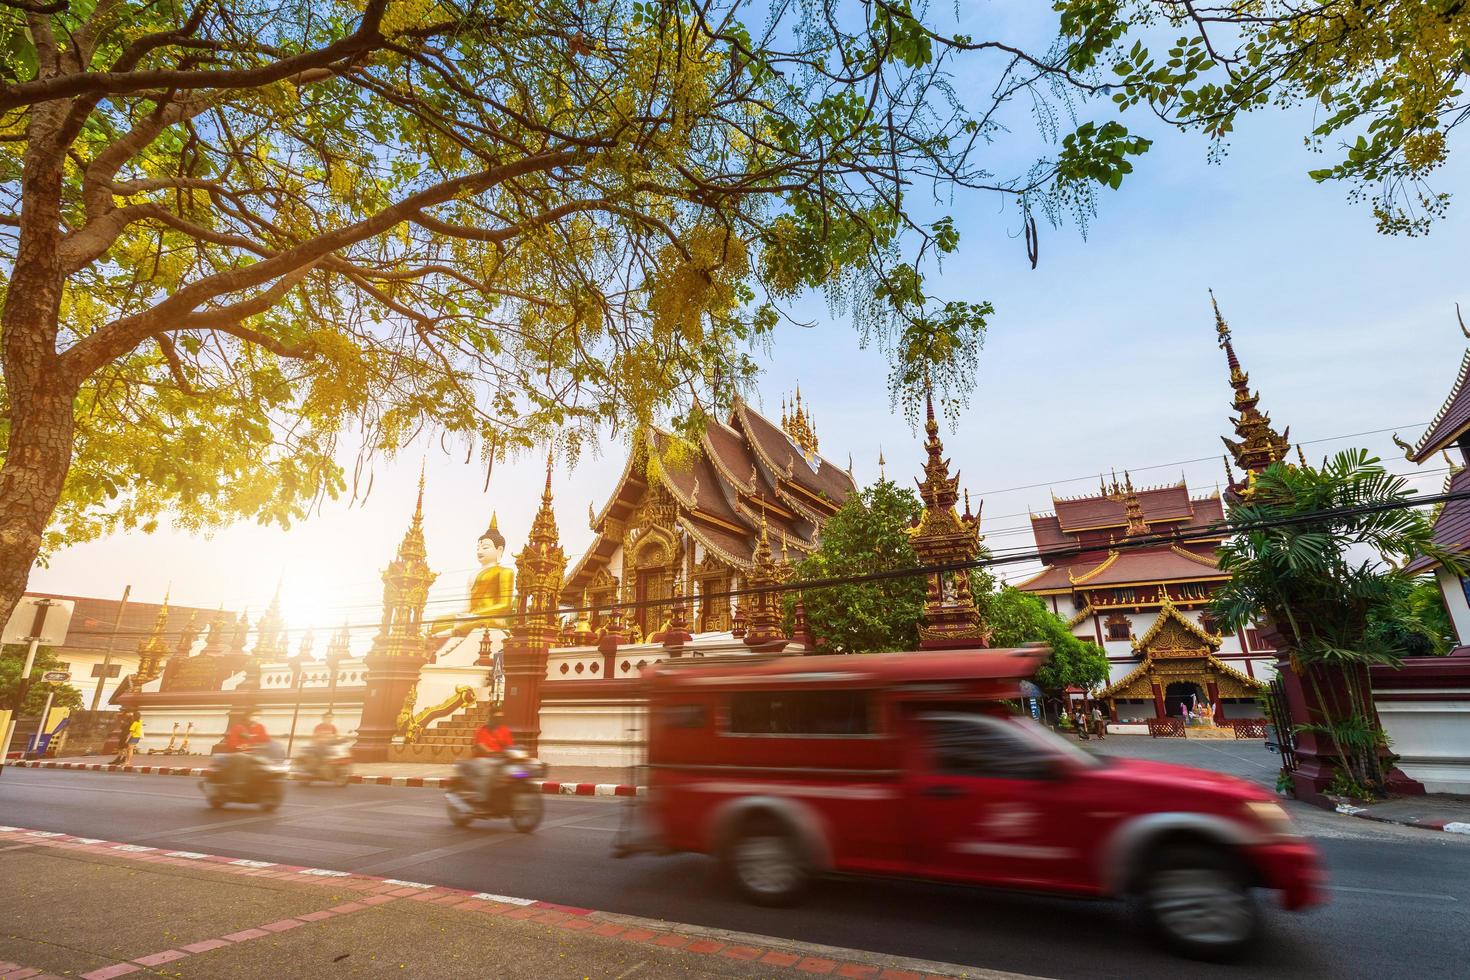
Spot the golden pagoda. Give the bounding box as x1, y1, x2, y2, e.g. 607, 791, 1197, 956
515, 454, 567, 642
782, 385, 820, 458
136, 593, 172, 684
908, 390, 990, 648
742, 517, 791, 652
1121, 472, 1150, 538
372, 465, 438, 656
1213, 292, 1290, 486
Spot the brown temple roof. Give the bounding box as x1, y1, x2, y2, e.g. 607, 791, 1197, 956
1406, 467, 1470, 573
565, 398, 855, 592
21, 592, 232, 656
1016, 546, 1226, 595
1410, 348, 1470, 463
1048, 482, 1224, 533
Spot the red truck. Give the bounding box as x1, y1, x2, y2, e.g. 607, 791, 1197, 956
619, 647, 1325, 960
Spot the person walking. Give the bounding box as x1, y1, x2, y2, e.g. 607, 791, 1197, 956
1092, 705, 1107, 739
121, 714, 143, 765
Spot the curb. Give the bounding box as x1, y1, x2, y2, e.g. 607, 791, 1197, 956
1334, 802, 1470, 836
3, 759, 645, 797
0, 824, 1027, 980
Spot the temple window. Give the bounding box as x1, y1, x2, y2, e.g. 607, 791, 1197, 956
1105, 613, 1132, 641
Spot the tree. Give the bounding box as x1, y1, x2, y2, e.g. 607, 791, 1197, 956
0, 0, 1157, 633
788, 478, 926, 654
1058, 0, 1470, 234
1210, 449, 1456, 794
1367, 574, 1456, 659
974, 577, 1109, 693
1, 644, 83, 715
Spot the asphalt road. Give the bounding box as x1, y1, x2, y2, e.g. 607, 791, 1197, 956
2, 766, 1467, 979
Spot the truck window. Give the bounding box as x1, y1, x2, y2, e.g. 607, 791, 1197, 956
727, 690, 873, 736
658, 703, 708, 729
922, 715, 1054, 779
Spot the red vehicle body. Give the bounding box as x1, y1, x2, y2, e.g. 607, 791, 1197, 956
628, 648, 1326, 959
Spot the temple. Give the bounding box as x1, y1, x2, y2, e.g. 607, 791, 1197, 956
1374, 311, 1470, 792
1016, 472, 1271, 721
562, 394, 855, 638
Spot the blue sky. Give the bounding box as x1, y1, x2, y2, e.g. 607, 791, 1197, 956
28, 16, 1468, 649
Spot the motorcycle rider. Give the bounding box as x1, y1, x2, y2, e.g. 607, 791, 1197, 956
217, 708, 272, 787
298, 711, 339, 774
470, 709, 514, 807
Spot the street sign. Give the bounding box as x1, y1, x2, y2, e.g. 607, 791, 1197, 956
1, 597, 75, 646
42, 671, 71, 683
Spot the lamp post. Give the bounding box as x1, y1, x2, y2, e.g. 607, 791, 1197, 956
285, 631, 314, 756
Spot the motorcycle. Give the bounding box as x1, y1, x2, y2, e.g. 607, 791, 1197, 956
292, 738, 354, 787
445, 747, 547, 832
202, 741, 290, 811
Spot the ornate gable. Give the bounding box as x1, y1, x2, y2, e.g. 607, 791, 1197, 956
1131, 595, 1222, 656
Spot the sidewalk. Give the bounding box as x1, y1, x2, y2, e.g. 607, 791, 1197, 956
0, 826, 1028, 980
1334, 793, 1470, 834
11, 754, 641, 796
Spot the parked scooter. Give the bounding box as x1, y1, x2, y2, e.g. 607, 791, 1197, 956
292, 738, 354, 786
202, 741, 290, 811
445, 747, 547, 832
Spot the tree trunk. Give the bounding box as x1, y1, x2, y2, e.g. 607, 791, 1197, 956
0, 108, 72, 634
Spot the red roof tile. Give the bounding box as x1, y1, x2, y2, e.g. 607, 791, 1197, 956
1406, 468, 1470, 572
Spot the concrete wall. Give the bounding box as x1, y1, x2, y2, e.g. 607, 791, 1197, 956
1377, 692, 1470, 794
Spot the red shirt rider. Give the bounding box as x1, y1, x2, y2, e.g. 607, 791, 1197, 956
223, 717, 270, 751
473, 717, 513, 757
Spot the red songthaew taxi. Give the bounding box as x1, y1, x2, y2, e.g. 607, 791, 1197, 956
618, 647, 1325, 960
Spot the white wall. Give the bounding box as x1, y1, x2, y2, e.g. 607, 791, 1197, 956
1377, 692, 1470, 795
1437, 568, 1470, 646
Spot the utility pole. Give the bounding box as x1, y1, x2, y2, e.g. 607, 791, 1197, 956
90, 584, 132, 712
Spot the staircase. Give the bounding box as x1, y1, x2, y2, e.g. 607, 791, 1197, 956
410, 699, 498, 759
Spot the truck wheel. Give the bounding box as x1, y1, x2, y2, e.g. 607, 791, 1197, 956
725, 818, 809, 907
1134, 843, 1258, 961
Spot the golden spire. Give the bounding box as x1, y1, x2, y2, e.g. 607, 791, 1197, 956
137, 592, 172, 683
908, 384, 989, 648
781, 384, 820, 457
1122, 472, 1149, 537
1212, 291, 1290, 480
515, 451, 567, 635
374, 468, 438, 651
878, 446, 886, 480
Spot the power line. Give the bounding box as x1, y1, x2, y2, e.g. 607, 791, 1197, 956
57, 484, 1460, 645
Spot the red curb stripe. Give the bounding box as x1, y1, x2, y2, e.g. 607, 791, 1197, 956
614, 784, 637, 796
539, 781, 561, 794
133, 950, 187, 967
574, 783, 595, 796
406, 776, 424, 788
180, 939, 230, 954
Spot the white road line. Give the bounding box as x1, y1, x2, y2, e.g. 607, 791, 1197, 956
1327, 885, 1459, 902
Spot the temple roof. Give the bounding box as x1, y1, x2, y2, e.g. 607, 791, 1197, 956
565, 397, 854, 593
1406, 467, 1470, 573
21, 591, 232, 656
1409, 348, 1470, 463
1029, 481, 1225, 562
1015, 545, 1227, 595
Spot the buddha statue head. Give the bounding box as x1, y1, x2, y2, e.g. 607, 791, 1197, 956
477, 513, 507, 567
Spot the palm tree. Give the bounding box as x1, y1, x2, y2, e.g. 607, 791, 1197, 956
1211, 450, 1456, 795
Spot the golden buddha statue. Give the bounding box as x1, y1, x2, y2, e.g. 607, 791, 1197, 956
434, 513, 516, 635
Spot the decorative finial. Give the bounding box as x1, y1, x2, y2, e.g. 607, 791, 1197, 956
878, 446, 886, 479
1296, 444, 1308, 467
1391, 432, 1414, 460
1458, 302, 1469, 340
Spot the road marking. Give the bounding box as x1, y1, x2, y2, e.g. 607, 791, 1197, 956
353, 811, 602, 874
131, 798, 388, 843
1327, 885, 1459, 902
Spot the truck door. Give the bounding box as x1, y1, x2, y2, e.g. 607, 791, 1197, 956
910, 713, 1078, 887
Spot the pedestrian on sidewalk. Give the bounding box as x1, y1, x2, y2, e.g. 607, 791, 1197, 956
1092, 705, 1107, 739
121, 714, 143, 765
